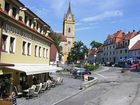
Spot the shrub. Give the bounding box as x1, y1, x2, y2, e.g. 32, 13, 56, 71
85, 64, 99, 71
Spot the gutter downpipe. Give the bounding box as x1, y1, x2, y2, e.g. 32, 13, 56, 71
0, 20, 5, 63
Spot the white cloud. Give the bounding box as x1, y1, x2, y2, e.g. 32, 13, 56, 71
43, 0, 67, 17
82, 10, 123, 22
75, 22, 82, 26
76, 27, 91, 31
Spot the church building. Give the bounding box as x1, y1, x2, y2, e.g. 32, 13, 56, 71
50, 2, 75, 64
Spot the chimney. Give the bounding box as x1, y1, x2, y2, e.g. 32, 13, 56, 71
137, 31, 140, 34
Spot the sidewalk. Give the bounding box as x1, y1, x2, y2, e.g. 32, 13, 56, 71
17, 77, 83, 105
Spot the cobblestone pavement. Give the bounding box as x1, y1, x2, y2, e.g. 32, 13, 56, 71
17, 76, 83, 105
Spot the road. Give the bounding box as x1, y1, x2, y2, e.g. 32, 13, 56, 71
55, 67, 140, 105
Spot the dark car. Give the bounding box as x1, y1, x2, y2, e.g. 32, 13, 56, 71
72, 68, 91, 79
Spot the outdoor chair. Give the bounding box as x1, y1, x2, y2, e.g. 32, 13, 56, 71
31, 85, 36, 90
41, 82, 48, 91
34, 83, 43, 96
26, 88, 35, 99
46, 80, 53, 89
56, 77, 63, 85
14, 86, 23, 97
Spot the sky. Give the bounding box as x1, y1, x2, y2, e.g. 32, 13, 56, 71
20, 0, 140, 48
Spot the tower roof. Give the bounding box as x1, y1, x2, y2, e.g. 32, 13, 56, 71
67, 2, 72, 15
64, 2, 74, 21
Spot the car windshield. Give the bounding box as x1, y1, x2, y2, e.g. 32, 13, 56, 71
78, 68, 86, 72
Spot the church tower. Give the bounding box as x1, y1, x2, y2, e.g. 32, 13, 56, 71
62, 2, 75, 62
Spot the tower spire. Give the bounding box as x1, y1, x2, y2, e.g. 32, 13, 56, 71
67, 1, 72, 14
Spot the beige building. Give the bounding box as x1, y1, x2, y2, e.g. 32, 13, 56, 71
0, 0, 61, 97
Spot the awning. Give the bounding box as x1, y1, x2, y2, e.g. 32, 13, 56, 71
6, 64, 63, 75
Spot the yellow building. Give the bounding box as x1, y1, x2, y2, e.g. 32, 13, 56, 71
0, 0, 61, 97
61, 2, 75, 63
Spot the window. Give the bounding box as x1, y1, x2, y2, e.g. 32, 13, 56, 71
25, 16, 28, 24
19, 16, 23, 21
12, 7, 17, 18
1, 35, 8, 52
106, 52, 108, 55
40, 26, 42, 33
43, 48, 45, 58
36, 24, 38, 30
5, 2, 10, 13
46, 49, 48, 58
120, 50, 122, 54
27, 43, 31, 55
113, 45, 115, 48
113, 51, 115, 54
35, 45, 37, 57
125, 49, 127, 53
29, 19, 32, 27
39, 47, 41, 57
68, 28, 71, 33
68, 41, 71, 44
22, 41, 26, 55
9, 37, 15, 53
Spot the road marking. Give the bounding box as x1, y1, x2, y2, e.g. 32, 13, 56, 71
95, 67, 110, 73
95, 72, 106, 78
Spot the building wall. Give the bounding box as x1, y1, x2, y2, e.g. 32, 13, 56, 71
129, 50, 140, 58
0, 0, 52, 90
101, 44, 129, 63
1, 23, 50, 64
63, 20, 75, 63
0, 0, 51, 65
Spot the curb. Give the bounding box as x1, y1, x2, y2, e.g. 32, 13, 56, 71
52, 90, 82, 105
82, 77, 98, 89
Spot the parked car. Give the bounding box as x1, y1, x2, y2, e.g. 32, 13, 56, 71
72, 68, 91, 79
104, 62, 113, 66
129, 64, 139, 70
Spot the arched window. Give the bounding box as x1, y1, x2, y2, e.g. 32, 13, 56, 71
68, 28, 71, 33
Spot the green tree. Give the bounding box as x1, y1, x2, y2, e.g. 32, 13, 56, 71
90, 40, 102, 48
67, 41, 88, 63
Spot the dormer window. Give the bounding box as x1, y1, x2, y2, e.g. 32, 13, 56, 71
36, 23, 38, 30
40, 26, 42, 33
29, 19, 32, 27
5, 2, 10, 13
19, 16, 23, 21
12, 7, 17, 18
25, 16, 28, 24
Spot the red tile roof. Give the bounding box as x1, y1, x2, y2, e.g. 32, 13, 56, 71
125, 32, 137, 40
88, 48, 97, 55
130, 40, 140, 51
97, 45, 103, 52
56, 33, 67, 42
